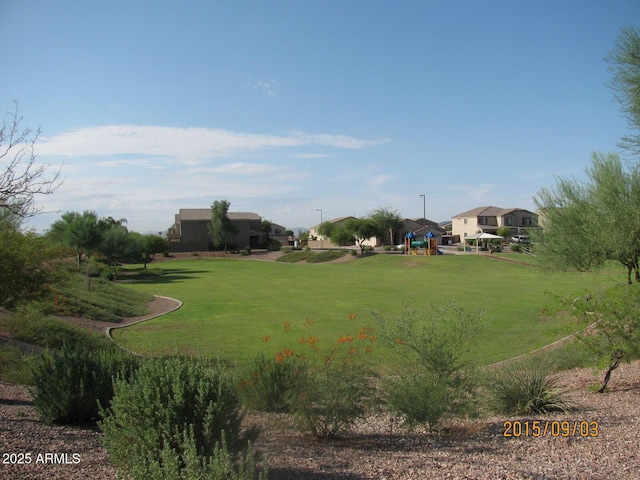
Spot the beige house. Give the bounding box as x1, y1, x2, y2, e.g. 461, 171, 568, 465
309, 216, 386, 249
452, 206, 537, 241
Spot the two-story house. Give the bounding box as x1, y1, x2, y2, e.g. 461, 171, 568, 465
167, 208, 264, 252
452, 206, 537, 241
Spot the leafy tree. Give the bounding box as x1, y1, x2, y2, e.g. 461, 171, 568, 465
345, 218, 377, 253
141, 234, 169, 269
496, 226, 511, 240
534, 152, 640, 284
96, 223, 131, 278
368, 207, 402, 246
0, 102, 61, 218
209, 200, 238, 252
607, 26, 640, 154
571, 285, 640, 392
0, 227, 61, 308
316, 221, 335, 239
48, 211, 102, 267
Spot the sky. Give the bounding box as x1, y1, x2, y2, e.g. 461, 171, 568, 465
1, 0, 639, 234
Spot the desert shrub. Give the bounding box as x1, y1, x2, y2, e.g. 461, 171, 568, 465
286, 326, 378, 438
99, 357, 258, 478
510, 243, 522, 252
126, 431, 267, 480
306, 249, 346, 263
266, 241, 281, 251
488, 365, 570, 415
0, 345, 37, 384
6, 302, 112, 351
237, 351, 302, 412
375, 302, 484, 431
30, 345, 140, 424
276, 250, 316, 263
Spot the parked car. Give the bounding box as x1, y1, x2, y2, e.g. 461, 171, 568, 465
510, 235, 530, 244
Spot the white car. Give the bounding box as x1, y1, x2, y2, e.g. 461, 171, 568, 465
510, 235, 530, 244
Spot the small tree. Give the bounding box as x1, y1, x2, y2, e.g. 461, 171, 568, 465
571, 285, 640, 393
496, 226, 511, 241
368, 207, 402, 246
48, 211, 102, 267
345, 218, 377, 254
209, 200, 238, 252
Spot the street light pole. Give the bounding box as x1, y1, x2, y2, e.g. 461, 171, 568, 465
419, 194, 425, 234
316, 208, 323, 249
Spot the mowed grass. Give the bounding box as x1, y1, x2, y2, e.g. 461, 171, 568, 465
113, 254, 622, 366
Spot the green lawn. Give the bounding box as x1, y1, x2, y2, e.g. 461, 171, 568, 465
113, 254, 622, 366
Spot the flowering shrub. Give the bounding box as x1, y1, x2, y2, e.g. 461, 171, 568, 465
241, 315, 378, 439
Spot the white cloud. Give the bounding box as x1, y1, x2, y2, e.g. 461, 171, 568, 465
36, 125, 383, 164
367, 174, 394, 188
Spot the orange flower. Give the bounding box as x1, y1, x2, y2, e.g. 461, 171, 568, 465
308, 336, 319, 346
261, 335, 271, 343
283, 321, 292, 331
347, 313, 357, 320
337, 335, 354, 344
298, 337, 307, 345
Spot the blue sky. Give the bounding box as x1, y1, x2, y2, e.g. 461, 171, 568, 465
2, 1, 639, 233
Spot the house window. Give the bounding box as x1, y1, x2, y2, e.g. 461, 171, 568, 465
505, 216, 513, 226
523, 217, 531, 226
464, 218, 468, 224
275, 229, 282, 234
478, 217, 487, 225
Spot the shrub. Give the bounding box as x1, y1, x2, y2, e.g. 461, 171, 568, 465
6, 302, 112, 351
488, 365, 570, 415
237, 351, 302, 412
30, 345, 140, 424
510, 243, 522, 252
286, 325, 378, 438
288, 346, 377, 438
99, 357, 259, 478
375, 302, 484, 430
306, 249, 346, 263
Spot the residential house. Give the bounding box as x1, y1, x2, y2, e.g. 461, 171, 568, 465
308, 216, 362, 249
167, 208, 264, 252
451, 206, 537, 241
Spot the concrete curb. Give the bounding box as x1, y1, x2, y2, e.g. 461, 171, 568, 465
105, 295, 182, 356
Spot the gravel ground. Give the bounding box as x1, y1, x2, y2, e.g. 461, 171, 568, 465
1, 362, 639, 479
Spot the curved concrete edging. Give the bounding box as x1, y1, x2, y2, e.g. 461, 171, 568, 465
106, 295, 183, 356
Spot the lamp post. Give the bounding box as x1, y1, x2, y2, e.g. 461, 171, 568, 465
419, 194, 425, 234
316, 208, 323, 249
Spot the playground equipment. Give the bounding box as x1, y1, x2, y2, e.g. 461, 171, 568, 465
404, 232, 440, 255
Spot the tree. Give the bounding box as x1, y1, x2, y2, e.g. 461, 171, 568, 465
48, 211, 102, 267
329, 227, 355, 247
607, 26, 640, 154
208, 200, 238, 252
368, 207, 403, 246
571, 285, 640, 392
496, 226, 511, 240
129, 233, 169, 269
345, 218, 377, 254
0, 102, 61, 218
96, 223, 131, 278
0, 227, 62, 308
533, 152, 640, 284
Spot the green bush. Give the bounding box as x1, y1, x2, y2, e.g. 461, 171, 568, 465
99, 357, 259, 478
276, 250, 316, 263
6, 302, 112, 351
375, 302, 484, 430
306, 249, 346, 263
237, 351, 302, 412
488, 365, 570, 415
30, 345, 140, 424
286, 332, 378, 439
510, 243, 522, 252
